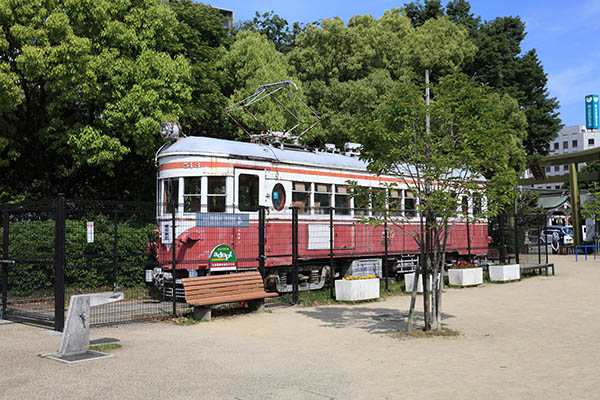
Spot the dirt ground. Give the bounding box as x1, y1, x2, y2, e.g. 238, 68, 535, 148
1, 254, 599, 400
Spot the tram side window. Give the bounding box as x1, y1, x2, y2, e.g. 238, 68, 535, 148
371, 188, 386, 216
461, 197, 469, 217
389, 189, 402, 216
335, 185, 350, 215
314, 183, 331, 214
354, 188, 370, 216
292, 182, 311, 214
163, 178, 179, 214
238, 174, 259, 212
208, 177, 226, 212
472, 193, 482, 217
404, 190, 416, 218
184, 177, 202, 212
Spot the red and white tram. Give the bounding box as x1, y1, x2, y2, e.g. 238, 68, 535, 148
155, 135, 488, 292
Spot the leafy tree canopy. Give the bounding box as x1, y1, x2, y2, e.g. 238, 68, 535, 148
288, 13, 476, 147
401, 0, 561, 156
218, 30, 312, 138
236, 11, 306, 54
0, 0, 196, 201
167, 0, 233, 139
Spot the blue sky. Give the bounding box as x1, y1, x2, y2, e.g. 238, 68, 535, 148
215, 0, 600, 128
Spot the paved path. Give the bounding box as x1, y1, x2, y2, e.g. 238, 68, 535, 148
1, 255, 598, 399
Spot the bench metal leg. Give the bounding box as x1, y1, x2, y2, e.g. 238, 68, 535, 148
248, 299, 265, 312
193, 306, 211, 322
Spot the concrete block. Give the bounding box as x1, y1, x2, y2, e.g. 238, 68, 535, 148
335, 278, 380, 301
448, 267, 483, 286
405, 273, 425, 293
249, 299, 265, 312
59, 292, 124, 357
489, 264, 520, 282
193, 306, 211, 322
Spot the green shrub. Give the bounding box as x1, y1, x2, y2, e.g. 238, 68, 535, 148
3, 216, 157, 296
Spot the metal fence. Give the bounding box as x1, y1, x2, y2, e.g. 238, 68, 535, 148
488, 213, 550, 267
1, 196, 554, 331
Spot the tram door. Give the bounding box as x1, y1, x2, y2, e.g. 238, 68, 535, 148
234, 169, 265, 269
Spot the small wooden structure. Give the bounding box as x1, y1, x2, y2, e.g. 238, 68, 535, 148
182, 272, 278, 321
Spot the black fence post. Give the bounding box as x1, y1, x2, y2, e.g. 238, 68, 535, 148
171, 202, 178, 316
466, 218, 471, 261
291, 206, 299, 305
113, 209, 119, 291
54, 194, 65, 332
2, 207, 8, 319
258, 206, 266, 279
544, 216, 549, 264
514, 212, 520, 265
384, 219, 389, 291
499, 214, 506, 264
329, 207, 334, 299
537, 214, 542, 265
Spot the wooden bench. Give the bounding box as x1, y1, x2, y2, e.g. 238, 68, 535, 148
181, 271, 278, 322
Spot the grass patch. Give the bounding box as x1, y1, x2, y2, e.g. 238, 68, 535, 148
169, 315, 201, 325
275, 290, 342, 306
270, 278, 408, 307
381, 279, 407, 297
89, 343, 122, 352
390, 327, 460, 340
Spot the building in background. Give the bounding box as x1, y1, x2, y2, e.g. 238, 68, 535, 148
214, 7, 233, 29
530, 125, 600, 190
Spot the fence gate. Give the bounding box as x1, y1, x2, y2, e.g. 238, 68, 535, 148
1, 199, 60, 329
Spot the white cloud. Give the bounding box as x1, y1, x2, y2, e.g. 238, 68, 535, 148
548, 63, 600, 106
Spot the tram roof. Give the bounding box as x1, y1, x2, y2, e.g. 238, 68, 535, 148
158, 136, 368, 171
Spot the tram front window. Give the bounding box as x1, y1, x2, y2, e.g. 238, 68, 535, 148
184, 177, 202, 212
163, 178, 179, 214
208, 177, 226, 212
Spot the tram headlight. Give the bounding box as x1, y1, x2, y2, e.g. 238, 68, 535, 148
160, 122, 180, 141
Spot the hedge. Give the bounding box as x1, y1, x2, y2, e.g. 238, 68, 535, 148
2, 216, 157, 296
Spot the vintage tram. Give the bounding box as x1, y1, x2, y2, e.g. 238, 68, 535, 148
153, 134, 488, 293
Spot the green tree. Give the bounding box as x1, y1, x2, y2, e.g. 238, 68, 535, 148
402, 0, 444, 26
288, 11, 413, 146
168, 0, 233, 139
400, 1, 561, 157
219, 31, 309, 138
361, 72, 526, 331
0, 0, 193, 201
582, 183, 600, 240
357, 17, 526, 331
237, 11, 305, 54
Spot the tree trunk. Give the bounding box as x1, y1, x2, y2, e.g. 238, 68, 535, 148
423, 213, 432, 331
407, 266, 420, 332
422, 68, 432, 331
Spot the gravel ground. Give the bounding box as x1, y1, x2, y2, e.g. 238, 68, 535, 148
1, 254, 599, 400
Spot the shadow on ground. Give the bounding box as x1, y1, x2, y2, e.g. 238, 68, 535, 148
296, 307, 455, 334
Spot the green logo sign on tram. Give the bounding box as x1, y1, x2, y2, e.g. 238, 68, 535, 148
209, 244, 237, 272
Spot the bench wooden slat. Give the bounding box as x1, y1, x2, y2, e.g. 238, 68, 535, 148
182, 273, 262, 286
185, 286, 265, 297
183, 279, 264, 291
187, 292, 277, 307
